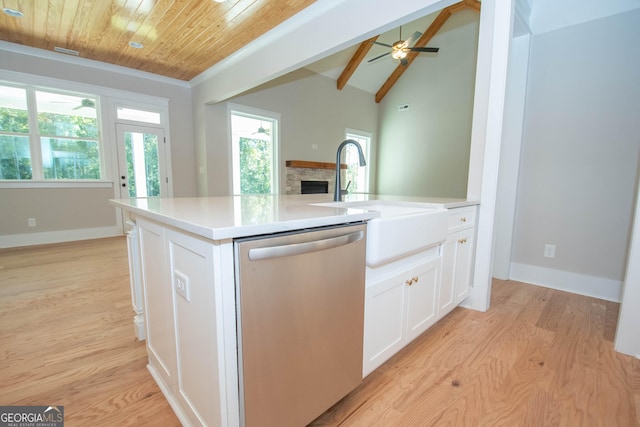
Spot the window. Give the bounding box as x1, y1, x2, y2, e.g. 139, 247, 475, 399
116, 107, 161, 124
230, 107, 279, 195
345, 130, 372, 194
0, 86, 31, 179
0, 83, 102, 180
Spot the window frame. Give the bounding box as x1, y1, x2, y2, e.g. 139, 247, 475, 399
345, 128, 372, 194
1, 81, 105, 182
0, 70, 171, 192
228, 103, 281, 196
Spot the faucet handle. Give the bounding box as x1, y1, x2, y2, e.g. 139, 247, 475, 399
341, 181, 351, 196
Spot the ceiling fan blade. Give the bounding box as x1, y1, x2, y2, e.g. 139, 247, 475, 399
367, 52, 391, 63
373, 41, 393, 48
406, 31, 422, 46
408, 47, 440, 53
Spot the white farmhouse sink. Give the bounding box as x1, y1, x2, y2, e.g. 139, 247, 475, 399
313, 200, 448, 267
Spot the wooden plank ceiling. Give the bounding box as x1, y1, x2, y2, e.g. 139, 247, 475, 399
0, 0, 316, 81
1, 0, 480, 99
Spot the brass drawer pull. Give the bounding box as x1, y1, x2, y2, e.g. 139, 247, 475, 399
406, 276, 419, 286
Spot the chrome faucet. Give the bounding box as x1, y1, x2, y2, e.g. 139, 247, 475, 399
334, 139, 366, 201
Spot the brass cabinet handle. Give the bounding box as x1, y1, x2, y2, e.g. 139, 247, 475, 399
460, 217, 467, 222
458, 238, 468, 244
406, 276, 419, 286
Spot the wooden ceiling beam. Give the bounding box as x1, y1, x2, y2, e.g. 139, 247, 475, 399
463, 0, 482, 13
374, 0, 481, 103
337, 36, 379, 90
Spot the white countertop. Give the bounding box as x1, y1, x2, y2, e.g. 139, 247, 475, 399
111, 194, 478, 241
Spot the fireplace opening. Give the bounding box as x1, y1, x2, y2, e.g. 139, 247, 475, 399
301, 180, 329, 194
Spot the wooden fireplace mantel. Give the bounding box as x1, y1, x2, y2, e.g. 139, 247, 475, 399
285, 160, 347, 170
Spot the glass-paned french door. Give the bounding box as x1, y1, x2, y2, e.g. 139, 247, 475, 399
116, 123, 167, 199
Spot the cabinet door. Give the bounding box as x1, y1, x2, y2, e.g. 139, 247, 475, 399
438, 235, 457, 319
363, 272, 407, 376
454, 227, 475, 304
405, 257, 440, 342
138, 219, 175, 389
167, 230, 223, 427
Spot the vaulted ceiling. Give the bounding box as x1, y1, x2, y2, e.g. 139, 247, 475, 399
306, 0, 480, 102
0, 0, 482, 102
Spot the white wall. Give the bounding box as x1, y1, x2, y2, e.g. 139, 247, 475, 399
0, 45, 195, 247
615, 171, 640, 357
509, 9, 640, 301
492, 33, 530, 279
529, 0, 640, 35
196, 70, 378, 196
376, 10, 479, 198
0, 45, 196, 197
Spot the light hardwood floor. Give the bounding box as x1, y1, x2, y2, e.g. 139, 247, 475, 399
1, 237, 638, 426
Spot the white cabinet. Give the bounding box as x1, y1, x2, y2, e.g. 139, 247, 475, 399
166, 229, 224, 427
138, 219, 175, 390
438, 206, 477, 319
363, 255, 440, 376
137, 218, 228, 427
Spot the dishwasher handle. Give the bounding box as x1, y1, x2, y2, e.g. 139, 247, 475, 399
248, 230, 364, 261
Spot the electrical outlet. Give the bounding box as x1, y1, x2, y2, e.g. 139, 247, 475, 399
174, 270, 190, 302
27, 218, 36, 227
544, 244, 556, 258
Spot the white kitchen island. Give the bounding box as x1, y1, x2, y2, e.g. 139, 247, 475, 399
111, 194, 478, 427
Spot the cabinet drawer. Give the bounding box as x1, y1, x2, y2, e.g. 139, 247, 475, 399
448, 206, 476, 231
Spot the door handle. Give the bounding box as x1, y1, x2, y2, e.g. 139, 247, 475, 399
248, 230, 364, 261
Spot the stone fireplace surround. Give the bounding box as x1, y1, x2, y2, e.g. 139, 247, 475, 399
285, 160, 346, 195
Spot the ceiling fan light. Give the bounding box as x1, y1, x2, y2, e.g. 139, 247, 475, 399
391, 50, 407, 60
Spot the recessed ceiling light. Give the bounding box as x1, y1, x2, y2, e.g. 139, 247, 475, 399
3, 8, 24, 17
129, 41, 144, 49
54, 46, 80, 56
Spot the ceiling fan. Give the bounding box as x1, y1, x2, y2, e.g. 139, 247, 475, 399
73, 98, 96, 110
368, 27, 440, 66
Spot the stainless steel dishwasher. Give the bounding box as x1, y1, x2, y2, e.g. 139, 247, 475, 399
234, 223, 367, 427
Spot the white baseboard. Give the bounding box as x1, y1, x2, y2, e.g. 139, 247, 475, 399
509, 262, 622, 302
147, 364, 194, 427
0, 226, 124, 249
134, 315, 146, 341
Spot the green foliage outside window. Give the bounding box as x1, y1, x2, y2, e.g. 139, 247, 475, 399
125, 132, 160, 197
0, 135, 32, 179
0, 106, 29, 133
38, 111, 98, 139
0, 91, 102, 181
39, 111, 100, 180
239, 136, 272, 194
0, 107, 32, 179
